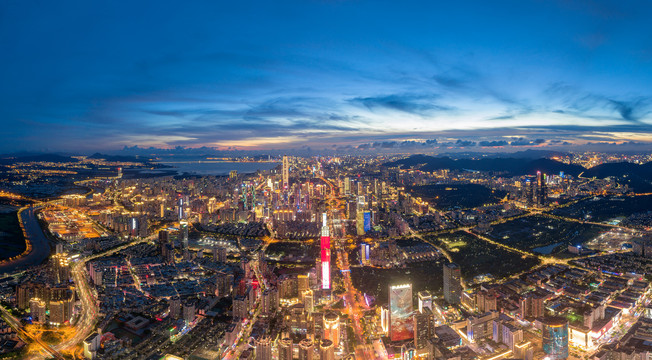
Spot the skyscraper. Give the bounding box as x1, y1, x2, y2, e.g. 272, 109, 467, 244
282, 155, 290, 189
418, 291, 432, 313
443, 263, 462, 305
542, 317, 569, 360
319, 339, 334, 360
323, 311, 340, 346
536, 171, 547, 206
255, 336, 272, 360
389, 283, 414, 342
298, 338, 314, 360
278, 338, 293, 360
180, 221, 189, 260
413, 311, 430, 350
320, 213, 331, 291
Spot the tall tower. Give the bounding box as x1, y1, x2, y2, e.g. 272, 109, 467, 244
536, 171, 547, 206
180, 221, 189, 260
389, 283, 413, 342
443, 263, 462, 305
282, 155, 290, 190
320, 213, 331, 291
323, 311, 340, 346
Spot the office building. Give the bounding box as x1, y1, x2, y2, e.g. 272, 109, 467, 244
323, 311, 340, 346
443, 263, 462, 305
542, 317, 569, 360
319, 339, 334, 360
298, 338, 314, 360
278, 337, 293, 360
389, 283, 414, 341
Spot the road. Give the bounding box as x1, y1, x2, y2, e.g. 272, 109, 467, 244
0, 305, 64, 359
19, 236, 153, 360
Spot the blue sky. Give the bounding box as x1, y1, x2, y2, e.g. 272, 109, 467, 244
1, 0, 652, 153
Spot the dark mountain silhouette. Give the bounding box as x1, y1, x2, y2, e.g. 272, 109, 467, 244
583, 162, 652, 179
384, 155, 584, 176
0, 153, 78, 165
87, 153, 151, 163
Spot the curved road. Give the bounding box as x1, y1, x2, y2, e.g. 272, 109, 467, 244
0, 206, 51, 274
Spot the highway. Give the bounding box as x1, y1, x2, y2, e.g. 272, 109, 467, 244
19, 235, 153, 360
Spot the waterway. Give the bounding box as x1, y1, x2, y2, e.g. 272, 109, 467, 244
0, 206, 51, 274
532, 242, 563, 254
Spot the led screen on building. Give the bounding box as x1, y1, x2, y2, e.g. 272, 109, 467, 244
389, 284, 413, 341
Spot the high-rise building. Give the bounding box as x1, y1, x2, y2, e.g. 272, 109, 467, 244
320, 213, 331, 291
356, 196, 365, 236
443, 263, 462, 305
83, 332, 101, 360
536, 171, 547, 206
255, 336, 272, 360
418, 291, 432, 313
319, 339, 334, 360
50, 253, 71, 284
303, 290, 314, 313
389, 283, 414, 342
323, 311, 340, 346
282, 156, 290, 189
414, 311, 431, 350
360, 243, 370, 265
183, 300, 196, 324
180, 221, 189, 260
514, 341, 534, 360
542, 317, 569, 360
278, 337, 293, 360
298, 338, 314, 360
29, 298, 46, 324
159, 230, 169, 257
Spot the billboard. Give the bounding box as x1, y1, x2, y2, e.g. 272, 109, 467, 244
363, 212, 371, 232
389, 284, 414, 341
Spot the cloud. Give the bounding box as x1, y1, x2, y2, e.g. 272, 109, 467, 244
509, 138, 547, 146
479, 140, 509, 147
544, 83, 652, 123
350, 94, 452, 115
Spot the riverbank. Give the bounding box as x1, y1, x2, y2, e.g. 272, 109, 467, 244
0, 206, 52, 274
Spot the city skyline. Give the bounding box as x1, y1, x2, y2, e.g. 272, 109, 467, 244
1, 1, 652, 153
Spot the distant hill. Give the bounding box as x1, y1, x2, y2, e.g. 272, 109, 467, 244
0, 153, 79, 165
384, 155, 584, 176
583, 161, 652, 179
87, 153, 151, 163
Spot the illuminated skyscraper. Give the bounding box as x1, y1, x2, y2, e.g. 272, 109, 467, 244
418, 291, 432, 313
389, 283, 414, 342
278, 338, 293, 360
542, 317, 568, 360
320, 213, 331, 291
323, 311, 340, 346
282, 155, 290, 189
255, 336, 272, 360
298, 338, 314, 360
178, 196, 185, 220
536, 171, 547, 206
443, 263, 462, 305
356, 196, 365, 236
180, 221, 189, 260
319, 339, 334, 360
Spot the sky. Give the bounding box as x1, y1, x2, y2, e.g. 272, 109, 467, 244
1, 0, 652, 153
